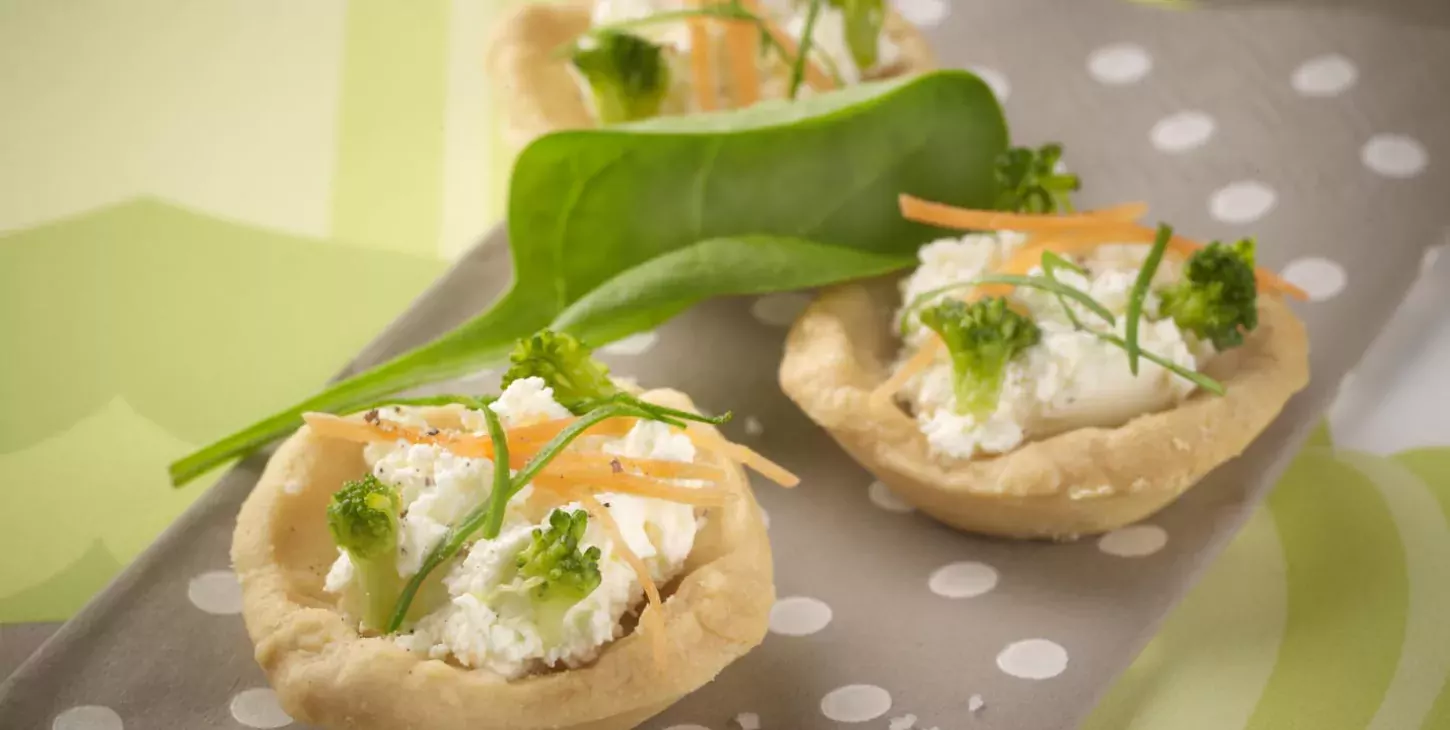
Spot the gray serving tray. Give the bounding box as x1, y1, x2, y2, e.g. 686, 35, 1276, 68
4, 0, 1447, 725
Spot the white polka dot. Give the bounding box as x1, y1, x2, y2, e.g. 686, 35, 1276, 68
891, 0, 948, 27
1097, 525, 1169, 557
187, 570, 243, 615
743, 416, 765, 437
997, 639, 1070, 680
821, 684, 893, 723
230, 688, 293, 729
734, 712, 761, 730
664, 725, 711, 730
769, 596, 833, 636
1150, 111, 1215, 153
1209, 181, 1277, 224
1424, 244, 1444, 273
750, 292, 812, 327
1362, 134, 1428, 178
928, 561, 999, 598
868, 480, 914, 514
968, 694, 986, 712
1292, 53, 1357, 97
967, 65, 1010, 101
1280, 257, 1347, 301
600, 330, 658, 356
53, 706, 123, 730
1087, 43, 1152, 85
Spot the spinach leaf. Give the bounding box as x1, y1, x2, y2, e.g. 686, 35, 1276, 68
169, 70, 1007, 486
553, 235, 913, 344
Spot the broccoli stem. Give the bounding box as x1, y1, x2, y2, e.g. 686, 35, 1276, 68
355, 555, 403, 632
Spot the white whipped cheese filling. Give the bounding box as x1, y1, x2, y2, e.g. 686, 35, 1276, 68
324, 377, 703, 678
896, 233, 1212, 460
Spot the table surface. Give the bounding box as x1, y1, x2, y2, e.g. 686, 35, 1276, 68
2, 1, 1449, 729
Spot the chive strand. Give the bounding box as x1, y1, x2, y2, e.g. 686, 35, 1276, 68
789, 0, 823, 99
1125, 223, 1172, 375
478, 406, 512, 541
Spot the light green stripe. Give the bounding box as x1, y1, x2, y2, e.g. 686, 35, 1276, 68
1245, 449, 1409, 730
1392, 448, 1450, 730
1081, 508, 1287, 730
1341, 452, 1450, 730
331, 0, 450, 255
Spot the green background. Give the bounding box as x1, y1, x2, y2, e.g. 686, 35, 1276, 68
3, 1, 1449, 728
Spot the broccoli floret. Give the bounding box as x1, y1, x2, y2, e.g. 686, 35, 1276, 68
1156, 238, 1259, 350
326, 474, 403, 632
826, 0, 885, 70
502, 330, 620, 413
515, 509, 603, 643
994, 143, 1080, 214
570, 30, 671, 125
919, 297, 1041, 419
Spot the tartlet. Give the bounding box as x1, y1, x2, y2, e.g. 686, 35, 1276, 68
232, 389, 773, 730
779, 277, 1310, 540
486, 0, 937, 152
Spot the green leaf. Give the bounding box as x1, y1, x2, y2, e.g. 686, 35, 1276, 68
170, 70, 1007, 486
554, 235, 913, 345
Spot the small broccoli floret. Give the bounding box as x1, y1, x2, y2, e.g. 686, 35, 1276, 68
326, 474, 402, 632
920, 297, 1041, 419
515, 509, 603, 643
502, 330, 620, 413
994, 143, 1080, 214
570, 30, 670, 125
1156, 238, 1259, 350
826, 0, 885, 70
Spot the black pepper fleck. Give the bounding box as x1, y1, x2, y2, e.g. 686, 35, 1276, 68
364, 409, 380, 424
610, 458, 623, 474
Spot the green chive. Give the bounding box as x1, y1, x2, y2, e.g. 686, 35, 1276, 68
1125, 224, 1172, 375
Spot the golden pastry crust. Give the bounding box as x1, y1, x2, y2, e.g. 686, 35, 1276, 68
232, 390, 773, 730
485, 0, 937, 152
778, 280, 1311, 540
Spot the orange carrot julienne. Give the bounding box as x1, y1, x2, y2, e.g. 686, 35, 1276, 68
869, 337, 941, 406
561, 453, 725, 481
901, 195, 1309, 301
579, 493, 667, 666
535, 471, 731, 506
1083, 201, 1150, 222
686, 16, 717, 112
724, 21, 761, 107
900, 194, 1146, 232
685, 425, 800, 487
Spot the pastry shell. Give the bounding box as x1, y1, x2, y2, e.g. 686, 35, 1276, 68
232, 390, 774, 730
486, 0, 938, 152
778, 280, 1311, 540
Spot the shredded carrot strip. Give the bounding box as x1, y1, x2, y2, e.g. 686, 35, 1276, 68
579, 493, 667, 666
535, 470, 731, 506
687, 15, 717, 112
302, 412, 493, 458
560, 453, 725, 481
505, 416, 636, 448
903, 195, 1309, 300
1083, 201, 1149, 222
900, 194, 1145, 232
723, 21, 761, 107
869, 338, 941, 407
736, 0, 833, 91
302, 412, 636, 469
684, 425, 800, 487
